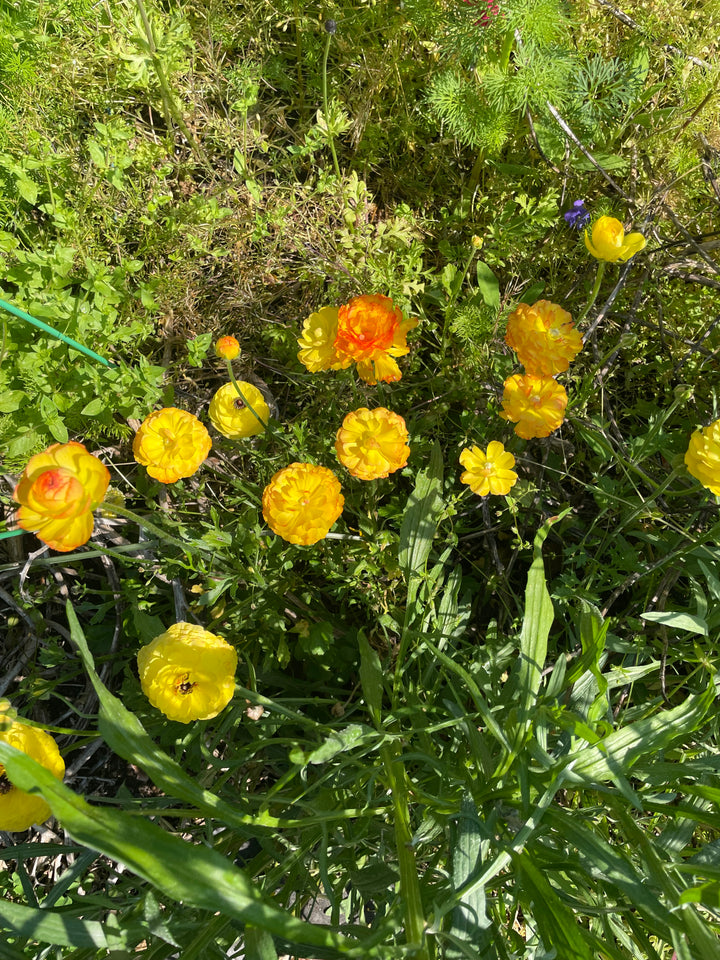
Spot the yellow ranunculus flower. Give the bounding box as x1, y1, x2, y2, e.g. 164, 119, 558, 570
262, 462, 344, 545
137, 622, 237, 723
297, 306, 352, 373
0, 710, 65, 832
133, 408, 212, 484
499, 374, 568, 440
459, 441, 518, 497
335, 407, 410, 480
584, 216, 646, 262
13, 442, 110, 552
208, 382, 269, 439
685, 419, 720, 495
505, 300, 583, 377
215, 335, 241, 360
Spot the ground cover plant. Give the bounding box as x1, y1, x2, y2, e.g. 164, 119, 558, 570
1, 0, 720, 957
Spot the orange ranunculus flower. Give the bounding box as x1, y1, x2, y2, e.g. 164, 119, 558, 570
215, 335, 241, 360
459, 441, 518, 497
297, 306, 352, 373
13, 442, 110, 552
584, 216, 646, 262
208, 382, 269, 439
499, 374, 568, 440
262, 463, 344, 545
133, 408, 212, 484
685, 419, 720, 496
505, 300, 583, 376
0, 706, 65, 831
334, 294, 418, 385
137, 622, 237, 723
335, 407, 410, 481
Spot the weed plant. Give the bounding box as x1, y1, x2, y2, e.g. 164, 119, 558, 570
1, 0, 720, 958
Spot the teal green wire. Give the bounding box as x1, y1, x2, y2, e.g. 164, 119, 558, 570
0, 296, 115, 368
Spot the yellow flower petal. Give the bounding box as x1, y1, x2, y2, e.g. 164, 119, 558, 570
133, 408, 212, 484
208, 382, 269, 439
0, 716, 64, 831
262, 463, 344, 545
335, 407, 410, 480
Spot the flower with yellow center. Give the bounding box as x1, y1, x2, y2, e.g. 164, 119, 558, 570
584, 216, 646, 262
208, 382, 269, 439
262, 463, 344, 545
459, 441, 518, 497
0, 707, 65, 832
335, 294, 418, 385
297, 306, 352, 373
133, 408, 212, 484
335, 407, 410, 480
215, 335, 241, 360
505, 300, 583, 376
685, 419, 720, 495
499, 374, 568, 439
13, 442, 110, 552
137, 622, 237, 723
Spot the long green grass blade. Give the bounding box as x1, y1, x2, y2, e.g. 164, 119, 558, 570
398, 442, 444, 587
0, 898, 141, 950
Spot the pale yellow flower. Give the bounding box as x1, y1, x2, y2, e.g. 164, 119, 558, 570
208, 382, 269, 439
0, 711, 65, 832
459, 442, 518, 496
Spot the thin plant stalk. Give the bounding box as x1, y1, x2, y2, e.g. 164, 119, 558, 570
225, 361, 268, 431
576, 260, 606, 325
321, 26, 342, 178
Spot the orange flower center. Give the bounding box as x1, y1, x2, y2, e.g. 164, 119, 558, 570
34, 469, 84, 509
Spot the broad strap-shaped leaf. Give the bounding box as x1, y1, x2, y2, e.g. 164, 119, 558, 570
398, 442, 444, 588
446, 794, 495, 960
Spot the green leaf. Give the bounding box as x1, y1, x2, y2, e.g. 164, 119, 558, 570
306, 724, 373, 764
641, 610, 708, 636
246, 927, 279, 960
398, 442, 444, 584
447, 794, 494, 959
358, 630, 383, 727
0, 389, 26, 413
16, 176, 38, 204
0, 893, 144, 950
81, 397, 105, 416
476, 261, 500, 310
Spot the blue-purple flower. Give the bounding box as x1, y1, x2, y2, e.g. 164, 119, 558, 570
564, 200, 590, 230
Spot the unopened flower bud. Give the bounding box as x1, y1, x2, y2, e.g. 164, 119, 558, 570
215, 336, 241, 361
324, 18, 337, 34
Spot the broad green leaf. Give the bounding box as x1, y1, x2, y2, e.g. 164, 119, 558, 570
640, 610, 708, 636
359, 629, 384, 727
398, 442, 444, 586
80, 397, 105, 417
306, 724, 373, 764
568, 684, 715, 784
0, 743, 385, 959
514, 851, 595, 960
447, 794, 494, 960
246, 926, 279, 960
476, 261, 500, 310
0, 894, 143, 950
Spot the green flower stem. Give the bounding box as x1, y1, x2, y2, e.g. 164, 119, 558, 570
576, 260, 606, 326
225, 361, 269, 430
321, 30, 342, 179
380, 741, 430, 960
98, 501, 215, 557
443, 245, 480, 344
0, 296, 115, 368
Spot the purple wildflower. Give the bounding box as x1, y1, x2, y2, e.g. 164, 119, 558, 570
564, 200, 590, 230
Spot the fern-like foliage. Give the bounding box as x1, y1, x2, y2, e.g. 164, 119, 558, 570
427, 70, 512, 153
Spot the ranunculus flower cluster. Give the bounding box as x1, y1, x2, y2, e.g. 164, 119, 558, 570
13, 441, 110, 552
459, 441, 517, 497
0, 706, 65, 831
262, 463, 344, 545
335, 407, 410, 481
137, 622, 237, 723
133, 407, 212, 484
685, 419, 720, 496
209, 382, 269, 439
298, 294, 417, 385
